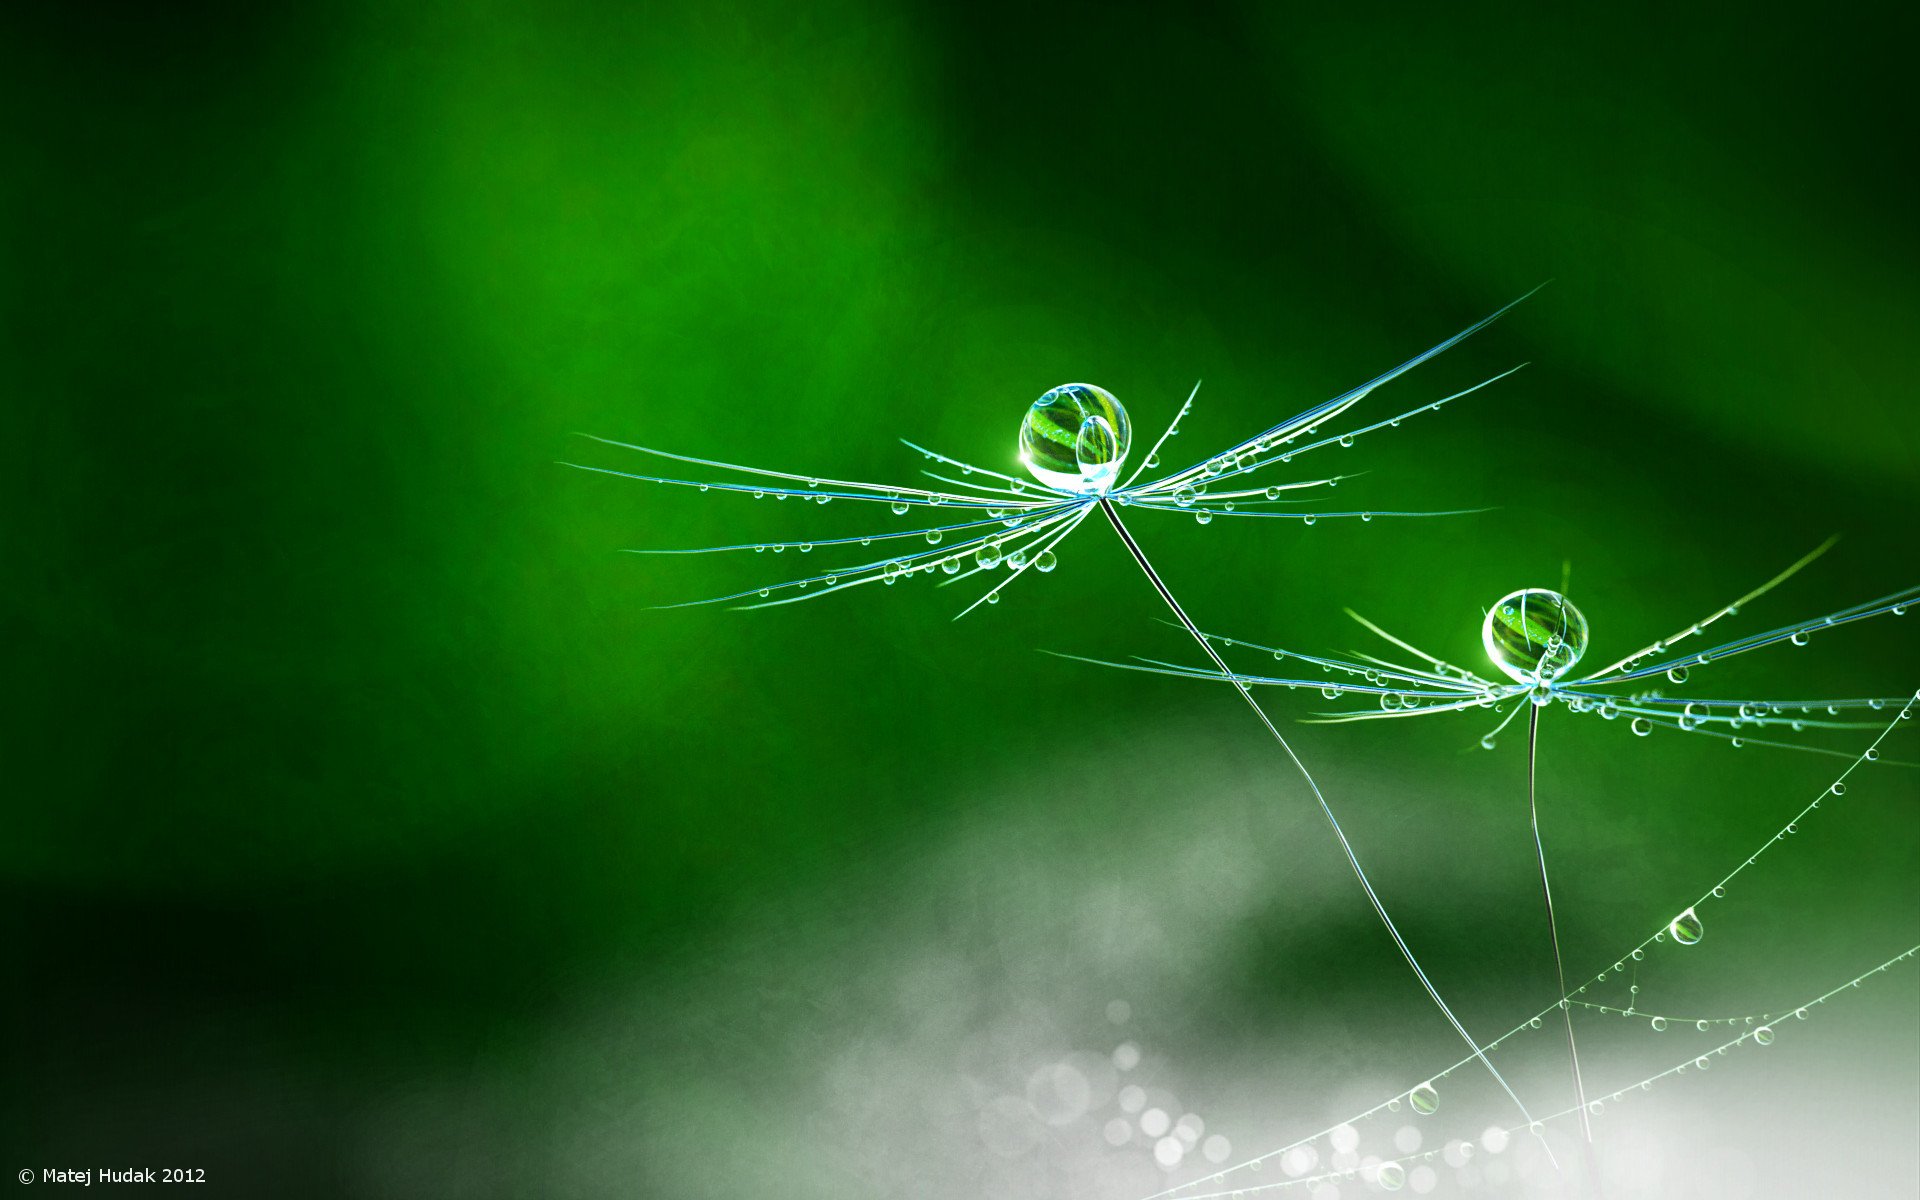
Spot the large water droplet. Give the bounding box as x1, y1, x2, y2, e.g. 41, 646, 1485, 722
1482, 589, 1590, 683
1377, 1162, 1405, 1191
1409, 1082, 1439, 1116
1667, 666, 1689, 684
1020, 383, 1131, 493
1631, 717, 1652, 737
1669, 907, 1703, 945
1754, 1025, 1775, 1046
1034, 549, 1058, 573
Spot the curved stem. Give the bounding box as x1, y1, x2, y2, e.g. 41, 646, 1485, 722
1096, 499, 1548, 1148
1528, 704, 1592, 1142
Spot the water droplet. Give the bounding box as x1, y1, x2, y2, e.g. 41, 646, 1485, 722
1377, 1162, 1405, 1191
1667, 666, 1689, 684
1754, 1025, 1775, 1046
1631, 717, 1653, 737
1173, 486, 1197, 508
1795, 1007, 1809, 1020
1866, 748, 1881, 761
1360, 511, 1373, 522
757, 588, 770, 598
1006, 548, 1029, 570
1669, 907, 1703, 945
940, 557, 961, 575
1651, 1016, 1668, 1032
925, 529, 943, 545
799, 543, 813, 553
753, 489, 766, 499
1482, 589, 1590, 684
1790, 630, 1810, 646
1529, 1017, 1543, 1029
1830, 781, 1846, 796
1020, 384, 1132, 493
1408, 1082, 1439, 1116
1694, 1056, 1711, 1071
1321, 686, 1343, 699
1034, 549, 1058, 573
1479, 734, 1497, 751
890, 497, 909, 515
1195, 511, 1213, 525
986, 592, 999, 605
1302, 514, 1317, 526
1338, 434, 1355, 448
1712, 885, 1726, 898
697, 483, 710, 492
1633, 948, 1645, 960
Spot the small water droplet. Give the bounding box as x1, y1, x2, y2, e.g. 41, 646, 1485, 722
1408, 1082, 1439, 1116
1338, 434, 1355, 448
1694, 1057, 1711, 1071
1667, 666, 1689, 683
1712, 885, 1726, 898
1195, 511, 1213, 525
1651, 1016, 1668, 1032
1302, 514, 1317, 526
1529, 1017, 1542, 1030
1377, 1162, 1405, 1191
1174, 487, 1197, 508
1669, 907, 1703, 945
1631, 717, 1653, 737
757, 588, 770, 598
889, 498, 909, 515
1795, 1007, 1809, 1020
925, 529, 943, 545
940, 558, 961, 575
753, 489, 765, 499
1830, 781, 1846, 796
1034, 549, 1058, 573
1479, 734, 1497, 751
1790, 630, 1810, 646
1754, 1025, 1775, 1046
1265, 486, 1282, 500
1360, 511, 1373, 522
1866, 748, 1881, 761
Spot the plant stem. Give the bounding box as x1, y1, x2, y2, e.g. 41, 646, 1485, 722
1528, 702, 1599, 1173
1097, 497, 1547, 1145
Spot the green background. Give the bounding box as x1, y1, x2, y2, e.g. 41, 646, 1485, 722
7, 3, 1917, 1197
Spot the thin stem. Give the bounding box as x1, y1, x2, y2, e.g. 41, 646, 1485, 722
1528, 703, 1594, 1145
1095, 498, 1548, 1148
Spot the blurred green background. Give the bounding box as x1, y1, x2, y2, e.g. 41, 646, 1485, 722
6, 3, 1917, 1197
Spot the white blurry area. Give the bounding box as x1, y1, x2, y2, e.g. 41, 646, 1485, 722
351, 714, 1919, 1200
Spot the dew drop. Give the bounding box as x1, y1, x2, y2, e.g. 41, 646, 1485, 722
1034, 549, 1058, 574
1195, 511, 1213, 525
1302, 514, 1317, 526
1669, 907, 1703, 945
757, 588, 770, 598
1360, 511, 1373, 522
1377, 1162, 1405, 1191
1795, 1007, 1809, 1020
1696, 1020, 1710, 1032
1020, 383, 1132, 493
1712, 885, 1726, 898
1529, 1017, 1542, 1029
890, 498, 909, 515
1790, 630, 1810, 646
1866, 748, 1881, 761
1483, 589, 1590, 684
1754, 1025, 1775, 1046
1651, 1016, 1667, 1032
1338, 434, 1355, 448
940, 558, 961, 576
1694, 1056, 1711, 1071
1006, 548, 1029, 570
1408, 1083, 1439, 1116
1830, 781, 1846, 796
1631, 717, 1653, 737
1479, 734, 1497, 751
1174, 487, 1197, 508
